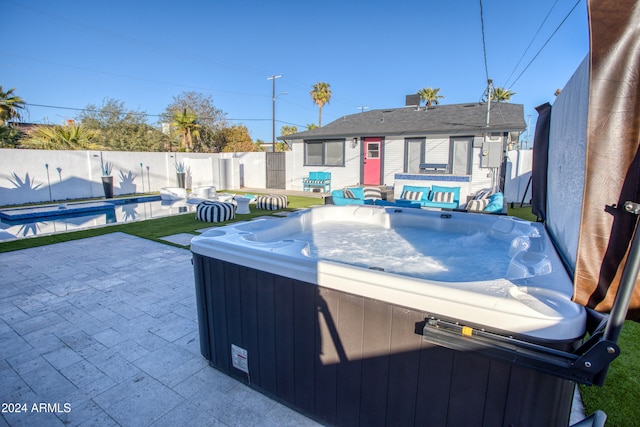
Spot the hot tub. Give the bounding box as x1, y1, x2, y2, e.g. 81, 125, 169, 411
191, 205, 586, 426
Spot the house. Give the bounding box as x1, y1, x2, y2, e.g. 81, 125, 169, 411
280, 101, 526, 204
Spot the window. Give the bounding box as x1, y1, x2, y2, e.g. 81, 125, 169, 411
304, 140, 345, 166
367, 142, 380, 159
404, 138, 424, 173
404, 136, 472, 175
450, 137, 473, 175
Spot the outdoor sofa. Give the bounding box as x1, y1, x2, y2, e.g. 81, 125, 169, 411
331, 187, 421, 208
395, 185, 460, 209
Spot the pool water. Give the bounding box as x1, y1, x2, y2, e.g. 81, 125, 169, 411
0, 197, 196, 241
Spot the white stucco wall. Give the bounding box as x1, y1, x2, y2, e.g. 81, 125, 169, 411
504, 149, 533, 205
0, 149, 264, 206
1, 135, 530, 207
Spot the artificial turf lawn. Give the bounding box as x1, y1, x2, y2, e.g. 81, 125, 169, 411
579, 320, 640, 427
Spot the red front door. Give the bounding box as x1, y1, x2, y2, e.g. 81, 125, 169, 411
363, 137, 382, 185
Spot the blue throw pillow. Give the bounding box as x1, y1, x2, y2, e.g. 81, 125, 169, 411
484, 192, 504, 213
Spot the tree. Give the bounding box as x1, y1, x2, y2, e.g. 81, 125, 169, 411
161, 91, 227, 152
277, 125, 298, 152
216, 125, 260, 152
280, 125, 298, 135
417, 87, 444, 107
23, 122, 100, 150
0, 125, 23, 148
172, 109, 201, 151
492, 87, 516, 102
310, 82, 331, 127
77, 98, 168, 152
0, 87, 27, 147
306, 123, 318, 130
0, 86, 26, 125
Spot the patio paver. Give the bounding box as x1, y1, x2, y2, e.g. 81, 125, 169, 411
158, 233, 197, 247
0, 232, 319, 426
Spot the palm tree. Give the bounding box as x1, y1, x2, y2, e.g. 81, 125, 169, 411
172, 109, 201, 151
0, 86, 26, 125
417, 87, 444, 107
25, 122, 99, 150
310, 82, 331, 127
492, 87, 516, 102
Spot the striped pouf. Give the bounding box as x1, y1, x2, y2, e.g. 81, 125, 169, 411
196, 201, 235, 222
256, 195, 288, 210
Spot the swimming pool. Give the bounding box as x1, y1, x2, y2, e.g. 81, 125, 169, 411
0, 196, 196, 241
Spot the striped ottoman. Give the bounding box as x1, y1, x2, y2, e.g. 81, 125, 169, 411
256, 194, 288, 210
196, 201, 235, 222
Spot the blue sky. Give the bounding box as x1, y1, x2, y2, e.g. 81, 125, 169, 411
2, 0, 589, 144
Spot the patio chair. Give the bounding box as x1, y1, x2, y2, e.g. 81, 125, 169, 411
188, 186, 235, 204
160, 187, 188, 201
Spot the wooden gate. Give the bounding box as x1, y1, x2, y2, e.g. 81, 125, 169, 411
266, 152, 286, 189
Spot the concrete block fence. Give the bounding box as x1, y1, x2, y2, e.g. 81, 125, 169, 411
0, 149, 277, 206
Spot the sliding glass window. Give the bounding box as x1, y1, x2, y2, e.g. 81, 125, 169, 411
304, 140, 345, 166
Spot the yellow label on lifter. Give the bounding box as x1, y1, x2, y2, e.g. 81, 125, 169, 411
461, 326, 473, 337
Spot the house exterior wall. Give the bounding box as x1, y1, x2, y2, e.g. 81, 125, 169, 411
289, 131, 518, 202
382, 137, 403, 187
392, 134, 506, 205
470, 137, 495, 193
288, 140, 361, 191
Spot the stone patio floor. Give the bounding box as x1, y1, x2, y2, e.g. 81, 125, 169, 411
0, 232, 320, 426
0, 226, 587, 426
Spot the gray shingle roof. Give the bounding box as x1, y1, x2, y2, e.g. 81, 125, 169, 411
279, 102, 526, 140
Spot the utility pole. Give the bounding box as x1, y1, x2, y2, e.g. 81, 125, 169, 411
268, 74, 282, 152
485, 78, 493, 127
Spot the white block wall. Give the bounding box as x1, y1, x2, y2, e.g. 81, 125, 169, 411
0, 149, 264, 206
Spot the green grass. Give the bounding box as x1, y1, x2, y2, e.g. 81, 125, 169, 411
508, 205, 639, 426
1, 200, 637, 424
579, 321, 640, 427
508, 205, 539, 222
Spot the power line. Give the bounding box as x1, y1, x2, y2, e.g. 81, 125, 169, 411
479, 0, 490, 83
22, 102, 308, 129
508, 0, 582, 90
503, 0, 560, 88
